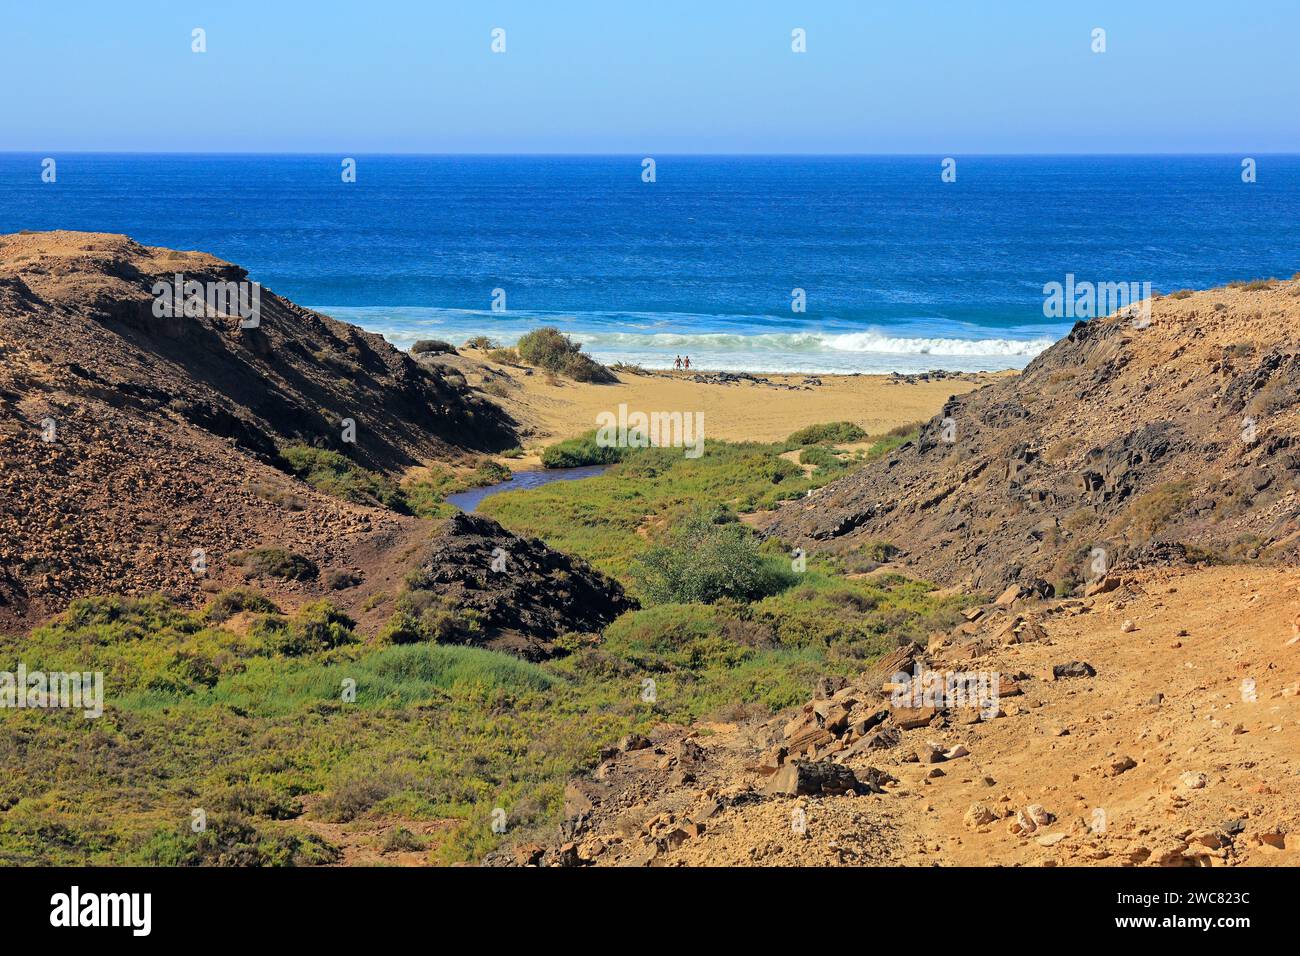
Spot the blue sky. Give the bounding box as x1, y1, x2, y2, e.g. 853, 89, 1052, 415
3, 0, 1296, 153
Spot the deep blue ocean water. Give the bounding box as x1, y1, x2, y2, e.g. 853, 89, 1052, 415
2, 154, 1297, 372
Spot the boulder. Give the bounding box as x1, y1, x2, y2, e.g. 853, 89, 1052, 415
964, 803, 999, 828
764, 760, 861, 797
1052, 661, 1096, 680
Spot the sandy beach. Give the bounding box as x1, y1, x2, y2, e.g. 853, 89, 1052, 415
437, 349, 1008, 460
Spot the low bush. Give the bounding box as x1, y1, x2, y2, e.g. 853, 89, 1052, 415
539, 432, 626, 468
251, 601, 356, 656
787, 421, 867, 445
515, 327, 616, 383
204, 588, 282, 623
632, 514, 795, 605
798, 445, 849, 475
231, 548, 319, 582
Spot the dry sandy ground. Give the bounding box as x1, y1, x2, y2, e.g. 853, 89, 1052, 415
433, 350, 1006, 460
561, 563, 1300, 867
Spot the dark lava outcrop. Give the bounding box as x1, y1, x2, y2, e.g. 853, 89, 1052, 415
406, 513, 635, 660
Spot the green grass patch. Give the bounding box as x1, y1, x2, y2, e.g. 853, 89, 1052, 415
281, 444, 407, 511
787, 421, 867, 445
481, 440, 842, 590
539, 432, 627, 468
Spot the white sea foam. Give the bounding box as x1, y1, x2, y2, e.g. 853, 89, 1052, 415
578, 329, 1055, 357
317, 305, 1061, 374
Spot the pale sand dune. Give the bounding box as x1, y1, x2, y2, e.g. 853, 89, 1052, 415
439, 351, 1011, 457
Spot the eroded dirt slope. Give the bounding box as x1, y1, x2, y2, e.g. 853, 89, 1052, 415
513, 564, 1299, 867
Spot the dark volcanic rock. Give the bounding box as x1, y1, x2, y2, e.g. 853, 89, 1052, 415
407, 512, 635, 660
1052, 661, 1097, 680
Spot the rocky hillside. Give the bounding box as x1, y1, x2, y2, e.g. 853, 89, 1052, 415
505, 563, 1300, 867
0, 231, 522, 629
766, 279, 1300, 594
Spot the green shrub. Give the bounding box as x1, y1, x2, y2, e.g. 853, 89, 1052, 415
253, 601, 356, 656
798, 445, 849, 475
539, 432, 626, 468
378, 589, 486, 646
487, 348, 518, 364
515, 327, 616, 384
280, 444, 407, 512
204, 588, 282, 623
632, 514, 794, 605
473, 460, 511, 484
315, 774, 404, 823
787, 421, 867, 445
864, 540, 900, 563
231, 548, 319, 582
462, 335, 498, 350
325, 569, 362, 590
380, 827, 425, 853
133, 815, 340, 867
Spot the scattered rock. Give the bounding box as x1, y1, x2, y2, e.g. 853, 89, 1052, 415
1052, 661, 1097, 680
964, 803, 999, 828
892, 706, 938, 730
512, 842, 546, 866
1107, 755, 1138, 776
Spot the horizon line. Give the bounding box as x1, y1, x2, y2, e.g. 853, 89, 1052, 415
1, 150, 1296, 158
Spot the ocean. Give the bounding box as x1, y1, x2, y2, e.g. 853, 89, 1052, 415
2, 154, 1298, 373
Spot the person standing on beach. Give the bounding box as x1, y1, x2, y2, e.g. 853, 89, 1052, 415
674, 355, 682, 370
684, 355, 691, 370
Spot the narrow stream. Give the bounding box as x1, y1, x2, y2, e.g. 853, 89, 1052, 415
444, 465, 610, 513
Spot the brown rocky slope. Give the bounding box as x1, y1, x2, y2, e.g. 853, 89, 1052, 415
512, 562, 1299, 867
764, 279, 1300, 594
0, 231, 629, 637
